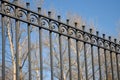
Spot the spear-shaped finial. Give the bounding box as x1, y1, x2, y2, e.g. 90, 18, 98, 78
96, 31, 99, 36
66, 19, 69, 25
58, 15, 61, 22
26, 2, 30, 9
38, 7, 41, 14
48, 11, 51, 18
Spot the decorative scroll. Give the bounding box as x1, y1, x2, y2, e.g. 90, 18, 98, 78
4, 4, 15, 16
50, 21, 59, 31
116, 45, 120, 53
76, 30, 84, 39
104, 41, 109, 49
98, 38, 104, 47
40, 17, 49, 28
68, 28, 76, 37
17, 9, 27, 19
59, 24, 68, 34
91, 36, 97, 45
83, 33, 91, 42
30, 13, 38, 24
110, 43, 115, 51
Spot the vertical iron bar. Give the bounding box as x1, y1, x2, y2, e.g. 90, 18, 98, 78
104, 48, 108, 80
48, 11, 53, 80
91, 43, 95, 80
59, 30, 63, 80
110, 51, 114, 80
116, 53, 120, 80
84, 42, 88, 80
75, 23, 81, 80
38, 7, 43, 80
68, 38, 72, 80
76, 40, 80, 80
1, 0, 5, 79
15, 12, 20, 80
109, 37, 114, 80
103, 34, 108, 80
58, 16, 63, 80
114, 39, 119, 80
39, 28, 43, 80
90, 29, 95, 80
28, 21, 31, 80
67, 19, 72, 80
26, 3, 31, 80
83, 26, 88, 80
2, 15, 5, 80
96, 31, 102, 80
15, 0, 20, 79
68, 37, 72, 80
50, 26, 53, 80
98, 47, 102, 80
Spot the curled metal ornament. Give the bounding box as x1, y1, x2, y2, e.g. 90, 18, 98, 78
50, 21, 59, 30
40, 17, 49, 28
84, 33, 90, 42
104, 41, 109, 48
4, 4, 15, 16
60, 25, 67, 34
111, 43, 115, 51
76, 31, 83, 39
30, 14, 38, 24
116, 46, 120, 52
98, 39, 104, 47
17, 9, 27, 19
91, 36, 97, 44
41, 21, 46, 26
68, 28, 75, 36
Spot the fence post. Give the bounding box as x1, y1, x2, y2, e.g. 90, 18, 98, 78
58, 15, 64, 80
96, 31, 102, 80
48, 11, 54, 80
26, 2, 32, 80
1, 0, 5, 80
14, 0, 20, 80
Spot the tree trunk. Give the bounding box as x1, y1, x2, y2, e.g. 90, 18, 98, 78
6, 17, 16, 80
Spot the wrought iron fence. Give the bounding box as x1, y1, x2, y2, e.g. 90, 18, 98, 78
0, 0, 120, 80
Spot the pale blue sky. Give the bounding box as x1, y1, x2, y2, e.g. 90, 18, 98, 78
29, 0, 120, 38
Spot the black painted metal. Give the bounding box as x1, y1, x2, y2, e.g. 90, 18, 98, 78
0, 0, 120, 80
58, 15, 64, 80
75, 23, 81, 80
1, 2, 5, 79
48, 11, 54, 80
26, 2, 32, 80
15, 0, 20, 79
38, 7, 43, 80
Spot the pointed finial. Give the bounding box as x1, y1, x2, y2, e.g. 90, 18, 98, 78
48, 11, 51, 18
96, 31, 99, 36
74, 22, 77, 28
82, 25, 85, 31
89, 28, 92, 33
26, 2, 30, 9
114, 39, 117, 43
66, 19, 69, 25
58, 15, 61, 21
38, 7, 41, 14
103, 34, 105, 39
108, 36, 111, 41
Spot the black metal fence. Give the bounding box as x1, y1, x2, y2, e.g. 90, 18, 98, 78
0, 0, 120, 80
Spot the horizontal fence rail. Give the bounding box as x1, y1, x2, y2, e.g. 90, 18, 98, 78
0, 0, 120, 80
